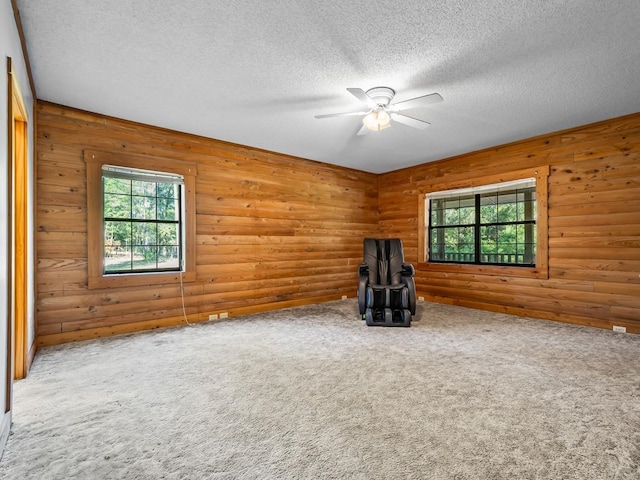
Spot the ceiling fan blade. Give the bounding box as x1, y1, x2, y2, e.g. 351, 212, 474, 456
392, 93, 443, 111
314, 110, 369, 119
346, 88, 377, 109
356, 124, 370, 136
390, 113, 431, 129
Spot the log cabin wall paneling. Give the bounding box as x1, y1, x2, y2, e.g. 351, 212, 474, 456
378, 112, 640, 333
36, 102, 379, 346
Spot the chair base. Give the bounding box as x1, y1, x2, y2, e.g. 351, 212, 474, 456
365, 308, 411, 327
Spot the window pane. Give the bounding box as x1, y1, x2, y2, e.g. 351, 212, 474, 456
516, 224, 525, 244
497, 203, 517, 223
480, 225, 497, 251
158, 223, 179, 246
157, 183, 177, 199
431, 195, 476, 227
104, 193, 131, 219
459, 234, 475, 262
132, 246, 157, 270
105, 247, 132, 272
459, 206, 475, 224
480, 194, 497, 223
430, 199, 447, 226
430, 210, 440, 227
443, 208, 460, 226
516, 202, 524, 221
105, 220, 131, 248
158, 246, 180, 269
133, 222, 157, 246
443, 227, 459, 250
430, 229, 444, 260
524, 225, 537, 263
104, 177, 131, 195
157, 198, 178, 221
444, 198, 459, 210
497, 225, 517, 250
132, 195, 157, 220
431, 226, 475, 262
132, 180, 156, 197
459, 195, 474, 208
497, 190, 517, 204
459, 226, 475, 246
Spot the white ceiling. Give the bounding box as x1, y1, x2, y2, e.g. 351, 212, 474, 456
15, 0, 640, 173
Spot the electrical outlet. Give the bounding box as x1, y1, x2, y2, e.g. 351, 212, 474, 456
341, 295, 347, 300
219, 312, 229, 319
208, 314, 218, 321
613, 325, 626, 333
418, 296, 425, 301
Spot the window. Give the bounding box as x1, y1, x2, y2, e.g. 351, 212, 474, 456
102, 166, 184, 274
428, 179, 536, 266
85, 150, 197, 289
417, 167, 549, 279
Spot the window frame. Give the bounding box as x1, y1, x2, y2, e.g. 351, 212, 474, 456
85, 150, 197, 289
418, 167, 549, 279
102, 165, 185, 275
427, 179, 537, 267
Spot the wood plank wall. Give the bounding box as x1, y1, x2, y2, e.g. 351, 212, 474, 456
378, 112, 640, 333
36, 102, 379, 345
36, 102, 640, 345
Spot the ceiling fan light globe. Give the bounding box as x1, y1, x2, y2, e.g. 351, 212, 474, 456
362, 112, 378, 130
378, 110, 391, 127
363, 110, 391, 131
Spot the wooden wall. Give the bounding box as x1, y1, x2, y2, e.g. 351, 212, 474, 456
379, 112, 640, 333
36, 102, 640, 345
36, 102, 379, 346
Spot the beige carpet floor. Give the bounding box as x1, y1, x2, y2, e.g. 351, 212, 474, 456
1, 300, 639, 479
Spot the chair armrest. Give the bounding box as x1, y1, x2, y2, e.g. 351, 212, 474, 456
358, 264, 369, 278
401, 263, 415, 277
357, 264, 369, 315
401, 263, 416, 315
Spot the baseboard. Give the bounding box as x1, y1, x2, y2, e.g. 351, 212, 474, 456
36, 313, 205, 347
36, 294, 351, 347
0, 411, 11, 461
27, 341, 37, 371
419, 293, 639, 334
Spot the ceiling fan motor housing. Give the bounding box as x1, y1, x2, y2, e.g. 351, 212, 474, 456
314, 86, 439, 134
366, 87, 395, 107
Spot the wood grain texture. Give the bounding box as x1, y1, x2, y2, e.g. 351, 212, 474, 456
35, 102, 640, 343
379, 112, 640, 333
36, 102, 378, 345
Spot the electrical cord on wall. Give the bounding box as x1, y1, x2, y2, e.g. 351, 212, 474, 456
179, 270, 194, 326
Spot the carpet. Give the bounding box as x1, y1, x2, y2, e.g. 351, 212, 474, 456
1, 300, 639, 479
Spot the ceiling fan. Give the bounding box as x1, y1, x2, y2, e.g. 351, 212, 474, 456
315, 87, 443, 135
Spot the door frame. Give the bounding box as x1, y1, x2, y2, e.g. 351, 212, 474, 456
5, 56, 29, 406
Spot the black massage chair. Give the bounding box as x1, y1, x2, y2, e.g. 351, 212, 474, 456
357, 238, 416, 327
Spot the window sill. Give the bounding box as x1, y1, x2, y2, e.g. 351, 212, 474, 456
88, 271, 196, 289
417, 262, 549, 279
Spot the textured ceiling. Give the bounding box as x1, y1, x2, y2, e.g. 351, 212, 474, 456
15, 0, 640, 173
